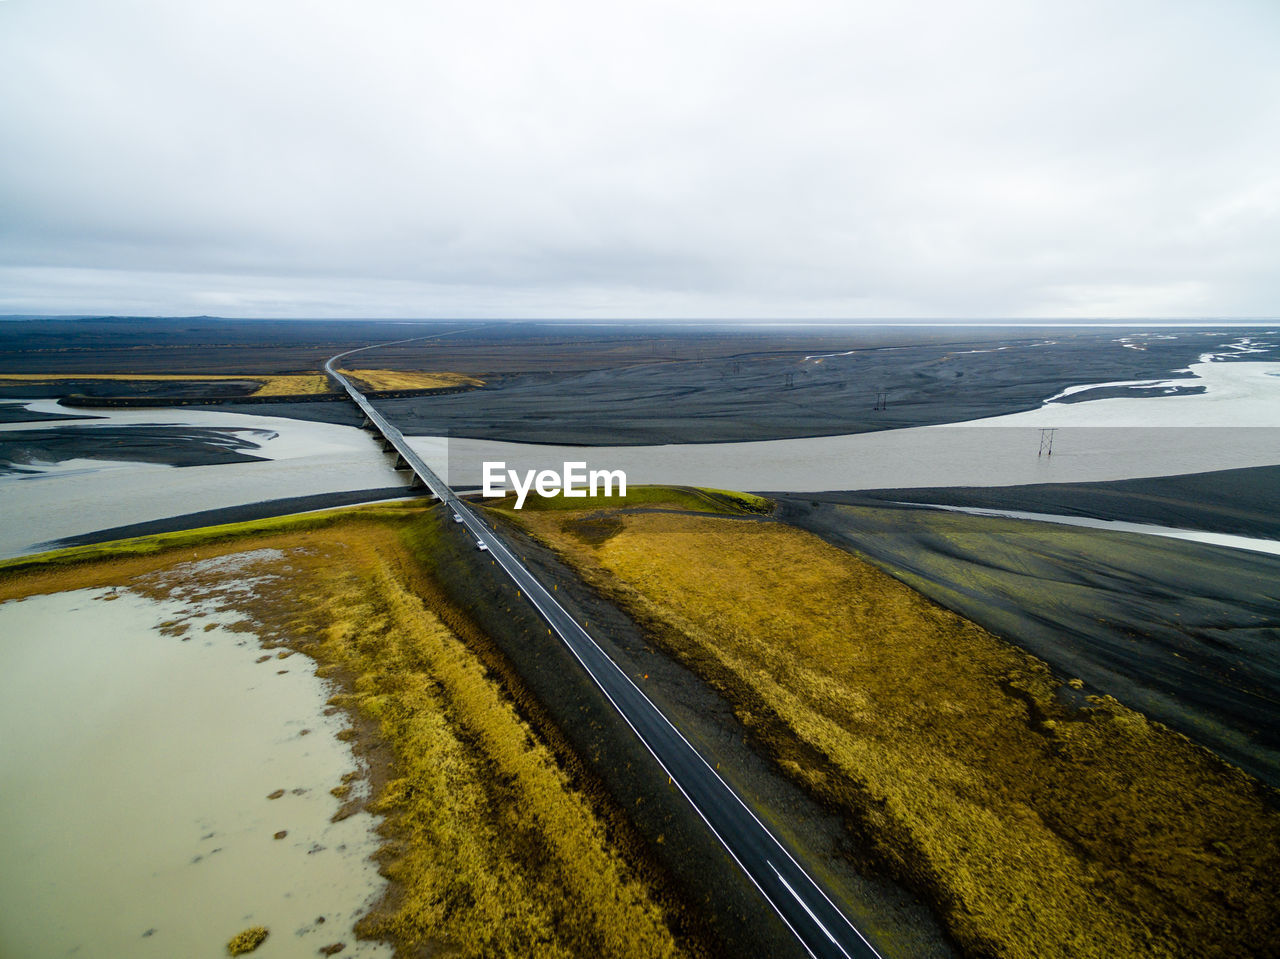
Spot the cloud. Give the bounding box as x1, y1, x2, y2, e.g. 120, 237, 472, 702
2, 0, 1278, 318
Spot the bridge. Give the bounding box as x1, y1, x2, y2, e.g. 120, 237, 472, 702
325, 343, 450, 496
325, 342, 884, 959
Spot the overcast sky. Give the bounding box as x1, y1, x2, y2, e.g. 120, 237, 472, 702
2, 0, 1278, 320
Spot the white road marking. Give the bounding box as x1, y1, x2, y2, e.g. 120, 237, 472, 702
771, 862, 841, 949
327, 338, 886, 959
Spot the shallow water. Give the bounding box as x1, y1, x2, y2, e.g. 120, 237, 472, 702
423, 359, 1280, 493
0, 587, 392, 959
423, 425, 1280, 494
904, 503, 1280, 557
992, 359, 1280, 427
2, 357, 1279, 556
0, 399, 408, 557
0, 400, 371, 460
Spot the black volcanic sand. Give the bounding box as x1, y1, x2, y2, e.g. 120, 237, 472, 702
777, 496, 1280, 787
4, 319, 1272, 442
0, 378, 262, 400
45, 487, 420, 550
0, 316, 462, 375
1055, 383, 1206, 402
835, 464, 1280, 540
0, 316, 943, 375
0, 425, 275, 473
381, 328, 1253, 445
0, 403, 101, 423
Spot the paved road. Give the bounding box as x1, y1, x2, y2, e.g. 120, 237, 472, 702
326, 342, 884, 959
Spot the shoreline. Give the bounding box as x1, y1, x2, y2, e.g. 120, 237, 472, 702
0, 505, 699, 959
0, 581, 392, 959
43, 488, 424, 552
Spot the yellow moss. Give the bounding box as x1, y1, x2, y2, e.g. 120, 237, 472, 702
288, 534, 682, 959
339, 369, 483, 391
484, 484, 768, 516
511, 509, 1280, 959
248, 374, 330, 395
226, 926, 268, 955
694, 488, 773, 512
0, 512, 685, 959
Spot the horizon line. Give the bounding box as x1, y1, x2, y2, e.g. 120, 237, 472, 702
2, 314, 1278, 327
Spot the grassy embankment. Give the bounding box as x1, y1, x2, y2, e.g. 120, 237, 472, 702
504, 497, 1280, 959
485, 484, 772, 516
0, 503, 685, 959
0, 372, 331, 395
338, 369, 484, 391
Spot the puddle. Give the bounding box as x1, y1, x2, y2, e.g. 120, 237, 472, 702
0, 587, 392, 959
